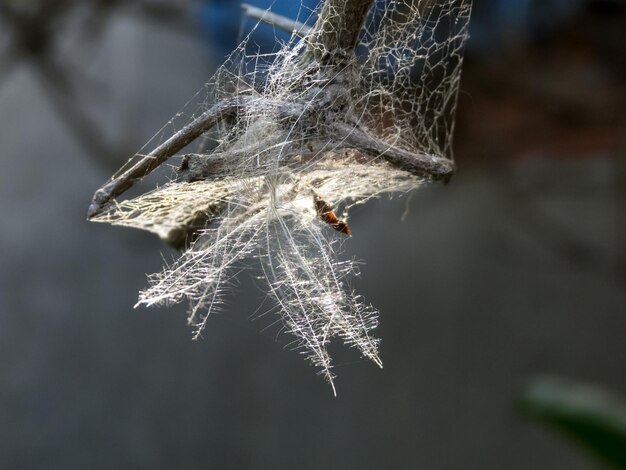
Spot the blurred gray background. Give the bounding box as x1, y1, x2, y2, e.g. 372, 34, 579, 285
0, 1, 624, 469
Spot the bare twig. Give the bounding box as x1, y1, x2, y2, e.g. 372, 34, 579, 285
88, 97, 249, 218
336, 123, 455, 181
241, 3, 312, 37
88, 96, 307, 218
178, 129, 454, 183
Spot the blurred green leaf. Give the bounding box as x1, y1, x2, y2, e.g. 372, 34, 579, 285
518, 377, 626, 469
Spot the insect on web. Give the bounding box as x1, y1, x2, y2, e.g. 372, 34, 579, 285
92, 0, 472, 392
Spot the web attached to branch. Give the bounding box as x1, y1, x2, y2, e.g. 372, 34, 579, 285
91, 0, 472, 392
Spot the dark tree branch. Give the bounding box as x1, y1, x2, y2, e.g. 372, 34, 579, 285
88, 97, 306, 218
303, 0, 373, 62
335, 123, 455, 181
88, 97, 249, 218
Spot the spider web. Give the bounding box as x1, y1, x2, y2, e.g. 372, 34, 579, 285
93, 0, 472, 392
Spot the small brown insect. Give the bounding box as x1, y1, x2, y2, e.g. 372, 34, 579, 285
313, 196, 351, 235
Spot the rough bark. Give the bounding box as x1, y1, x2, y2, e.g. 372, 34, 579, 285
303, 0, 373, 62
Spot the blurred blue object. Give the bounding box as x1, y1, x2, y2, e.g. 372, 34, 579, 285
195, 0, 588, 61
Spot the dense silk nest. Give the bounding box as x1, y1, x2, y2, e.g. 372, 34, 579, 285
90, 0, 472, 392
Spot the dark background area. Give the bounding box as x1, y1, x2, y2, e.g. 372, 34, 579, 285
0, 1, 624, 468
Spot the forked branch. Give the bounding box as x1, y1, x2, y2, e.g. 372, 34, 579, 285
89, 0, 455, 219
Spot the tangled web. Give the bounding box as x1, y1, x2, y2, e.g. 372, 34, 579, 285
89, 0, 472, 392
